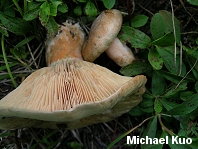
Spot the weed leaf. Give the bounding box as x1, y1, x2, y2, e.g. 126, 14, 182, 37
187, 0, 198, 6
102, 0, 115, 9
74, 5, 82, 16
50, 1, 62, 16
152, 70, 165, 95
156, 46, 186, 75
150, 13, 166, 40
152, 33, 175, 47
119, 26, 151, 49
148, 47, 163, 70
0, 12, 31, 35
39, 2, 51, 26
131, 14, 149, 28
167, 93, 198, 115
120, 61, 152, 76
159, 10, 181, 43
84, 1, 98, 17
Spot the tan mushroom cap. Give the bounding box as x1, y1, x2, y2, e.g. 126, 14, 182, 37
46, 20, 85, 66
0, 58, 147, 130
82, 9, 123, 62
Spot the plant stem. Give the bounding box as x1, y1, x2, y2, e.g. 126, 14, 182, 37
1, 34, 17, 88
12, 0, 23, 17
24, 0, 27, 14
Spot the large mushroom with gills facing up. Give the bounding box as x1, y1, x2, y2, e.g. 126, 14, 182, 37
0, 9, 147, 130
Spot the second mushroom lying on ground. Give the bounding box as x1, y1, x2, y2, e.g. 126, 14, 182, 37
82, 9, 135, 67
0, 9, 147, 130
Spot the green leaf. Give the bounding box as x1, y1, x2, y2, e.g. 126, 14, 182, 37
39, 2, 51, 26
187, 56, 198, 80
120, 61, 152, 76
0, 131, 14, 137
156, 46, 186, 75
2, 0, 15, 17
23, 8, 40, 21
14, 36, 35, 49
152, 33, 175, 47
23, 3, 40, 21
143, 90, 154, 99
148, 47, 163, 70
166, 93, 198, 115
28, 2, 41, 10
154, 99, 162, 113
148, 131, 166, 149
131, 15, 149, 28
180, 91, 194, 101
187, 0, 198, 6
150, 13, 166, 40
84, 1, 98, 17
0, 25, 9, 37
152, 70, 165, 95
163, 82, 187, 98
0, 12, 31, 35
139, 98, 154, 108
45, 16, 58, 37
77, 0, 88, 2
0, 62, 18, 71
128, 105, 145, 116
119, 26, 151, 49
189, 138, 198, 149
183, 45, 198, 59
159, 10, 181, 43
50, 1, 62, 16
195, 81, 198, 92
160, 98, 180, 111
140, 106, 154, 113
68, 141, 83, 149
74, 5, 82, 16
159, 70, 193, 84
10, 47, 29, 60
141, 116, 157, 149
57, 3, 68, 13
102, 0, 115, 9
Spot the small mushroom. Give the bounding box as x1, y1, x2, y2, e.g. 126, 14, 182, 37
106, 37, 136, 67
82, 9, 122, 62
46, 20, 85, 66
0, 58, 147, 130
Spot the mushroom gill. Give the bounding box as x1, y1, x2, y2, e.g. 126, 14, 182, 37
0, 58, 147, 127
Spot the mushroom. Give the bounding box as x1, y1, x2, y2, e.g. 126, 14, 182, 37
0, 15, 147, 130
0, 58, 146, 130
46, 20, 85, 66
106, 37, 136, 67
82, 9, 123, 62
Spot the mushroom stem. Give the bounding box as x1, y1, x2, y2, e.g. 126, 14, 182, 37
106, 38, 136, 67
46, 20, 85, 66
82, 9, 123, 62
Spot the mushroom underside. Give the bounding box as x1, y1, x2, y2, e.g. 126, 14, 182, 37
0, 58, 147, 130
0, 75, 146, 130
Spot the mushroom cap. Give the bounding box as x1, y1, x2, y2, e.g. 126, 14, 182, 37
106, 38, 136, 67
82, 9, 123, 62
46, 20, 85, 66
0, 58, 146, 130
